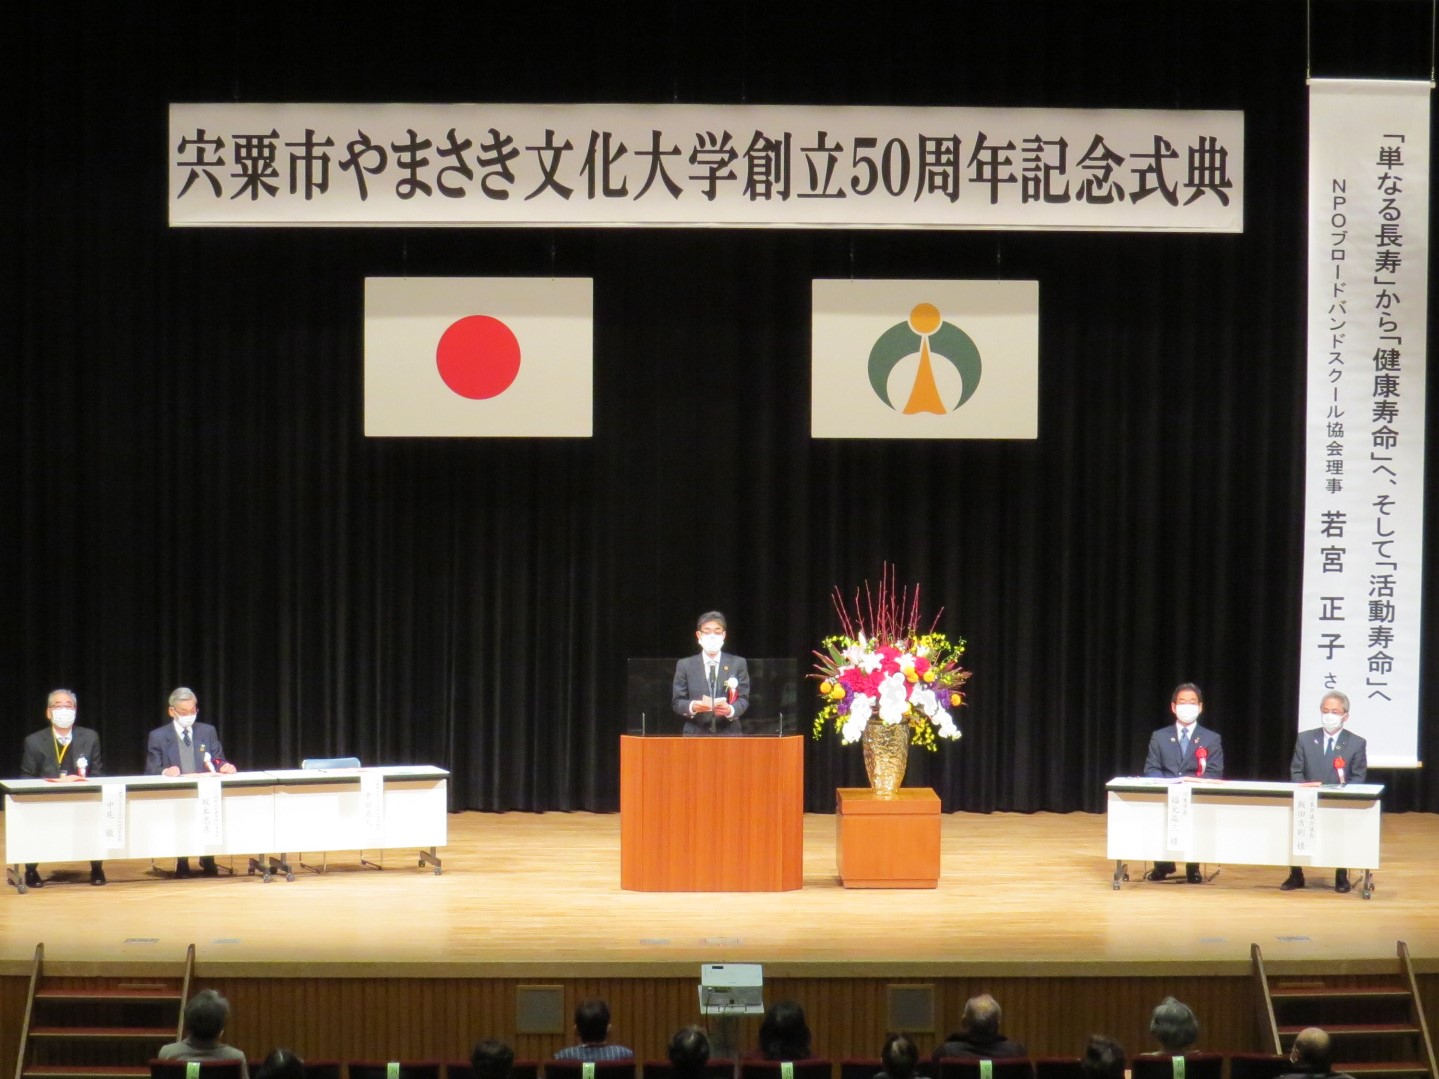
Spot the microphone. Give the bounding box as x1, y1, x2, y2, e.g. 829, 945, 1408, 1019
1334, 756, 1346, 786
201, 745, 217, 773
1195, 745, 1208, 777
76, 756, 88, 780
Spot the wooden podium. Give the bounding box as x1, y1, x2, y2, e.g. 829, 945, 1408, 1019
619, 734, 804, 891
836, 787, 941, 888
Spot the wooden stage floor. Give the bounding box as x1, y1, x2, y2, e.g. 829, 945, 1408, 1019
4, 810, 1439, 977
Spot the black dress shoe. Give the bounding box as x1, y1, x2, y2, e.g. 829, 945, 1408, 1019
90, 866, 107, 886
1335, 870, 1352, 894
1145, 867, 1173, 881
175, 858, 193, 879
1280, 872, 1306, 891
200, 857, 219, 877
1186, 867, 1204, 884
24, 867, 43, 889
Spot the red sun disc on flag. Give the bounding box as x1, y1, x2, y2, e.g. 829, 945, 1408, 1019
435, 315, 521, 399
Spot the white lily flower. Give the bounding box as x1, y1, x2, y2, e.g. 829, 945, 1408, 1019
898, 653, 917, 673
858, 650, 884, 674
843, 694, 874, 743
877, 672, 910, 724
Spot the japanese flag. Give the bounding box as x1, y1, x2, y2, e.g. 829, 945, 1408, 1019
364, 277, 593, 437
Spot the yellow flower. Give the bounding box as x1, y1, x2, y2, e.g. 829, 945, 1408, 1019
819, 681, 832, 696
831, 685, 846, 700
922, 669, 936, 683
949, 692, 963, 707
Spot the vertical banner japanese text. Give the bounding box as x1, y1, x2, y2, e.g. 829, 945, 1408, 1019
1299, 80, 1429, 767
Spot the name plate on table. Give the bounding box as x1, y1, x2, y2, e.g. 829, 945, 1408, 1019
101, 782, 127, 848
1166, 782, 1193, 851
1292, 787, 1319, 857
196, 776, 224, 844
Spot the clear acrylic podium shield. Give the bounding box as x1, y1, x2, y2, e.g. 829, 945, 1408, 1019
625, 657, 799, 736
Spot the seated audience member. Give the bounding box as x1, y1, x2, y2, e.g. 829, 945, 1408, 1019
1280, 1028, 1352, 1079
933, 994, 1027, 1060
255, 1049, 305, 1079
554, 999, 634, 1061
1081, 1037, 1126, 1079
1147, 998, 1199, 1054
878, 1034, 920, 1079
754, 1000, 815, 1061
668, 1027, 712, 1079
472, 1040, 516, 1079
158, 989, 249, 1079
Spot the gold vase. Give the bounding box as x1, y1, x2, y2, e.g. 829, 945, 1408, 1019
861, 718, 910, 797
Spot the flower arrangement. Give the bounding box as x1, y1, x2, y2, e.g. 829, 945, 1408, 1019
812, 565, 971, 748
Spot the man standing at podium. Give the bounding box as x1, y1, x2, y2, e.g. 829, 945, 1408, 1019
1280, 690, 1367, 893
672, 611, 750, 736
1143, 682, 1224, 883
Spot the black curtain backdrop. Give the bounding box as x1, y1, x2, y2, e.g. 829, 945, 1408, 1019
4, 2, 1437, 814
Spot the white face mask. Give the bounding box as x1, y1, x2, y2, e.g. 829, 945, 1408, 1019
174, 712, 198, 730
699, 633, 725, 654
1174, 703, 1201, 725
51, 708, 76, 730
1320, 713, 1345, 734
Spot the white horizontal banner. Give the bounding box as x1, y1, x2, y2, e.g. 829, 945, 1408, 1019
169, 103, 1243, 231
812, 279, 1038, 439
1298, 79, 1430, 768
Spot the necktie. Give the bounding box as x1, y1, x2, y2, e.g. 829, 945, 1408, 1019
182, 730, 191, 748
1179, 729, 1190, 760
1325, 736, 1334, 757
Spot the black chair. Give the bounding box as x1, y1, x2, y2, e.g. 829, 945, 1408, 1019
1032, 1059, 1084, 1079
737, 1061, 833, 1079
935, 1060, 1034, 1079
546, 1063, 638, 1079
304, 1064, 342, 1079
150, 1062, 246, 1079
348, 1063, 444, 1079
1130, 1054, 1223, 1079
513, 1064, 543, 1079
1227, 1055, 1290, 1079
642, 1061, 736, 1079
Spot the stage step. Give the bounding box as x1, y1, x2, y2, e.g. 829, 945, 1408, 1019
1271, 986, 1412, 1001
21, 1067, 152, 1079
29, 1026, 177, 1040
36, 986, 182, 1003
1339, 1066, 1431, 1078
1280, 1024, 1423, 1038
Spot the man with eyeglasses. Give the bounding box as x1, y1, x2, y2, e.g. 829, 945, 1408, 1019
1280, 691, 1367, 893
671, 610, 750, 736
20, 688, 107, 886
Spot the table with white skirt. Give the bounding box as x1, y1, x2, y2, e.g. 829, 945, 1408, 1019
1106, 776, 1384, 899
1, 765, 448, 892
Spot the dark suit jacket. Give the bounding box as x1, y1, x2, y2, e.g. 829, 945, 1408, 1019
932, 1033, 1028, 1061
671, 652, 751, 726
145, 721, 227, 774
1291, 726, 1367, 784
21, 726, 103, 779
1144, 723, 1224, 779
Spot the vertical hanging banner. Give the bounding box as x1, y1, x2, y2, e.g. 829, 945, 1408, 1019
1299, 80, 1430, 767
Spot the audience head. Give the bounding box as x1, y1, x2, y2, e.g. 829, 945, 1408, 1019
668, 1026, 711, 1079
1149, 997, 1198, 1052
255, 1049, 304, 1079
881, 1034, 919, 1079
1290, 1028, 1333, 1074
758, 999, 812, 1061
184, 989, 230, 1041
471, 1040, 515, 1079
962, 994, 1003, 1039
1081, 1036, 1126, 1079
574, 999, 612, 1044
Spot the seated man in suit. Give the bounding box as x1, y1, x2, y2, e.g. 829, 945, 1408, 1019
933, 993, 1027, 1061
20, 688, 106, 887
1281, 690, 1368, 893
1143, 682, 1225, 883
144, 686, 237, 877
671, 610, 750, 737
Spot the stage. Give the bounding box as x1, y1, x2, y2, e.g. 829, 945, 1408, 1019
4, 809, 1438, 979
